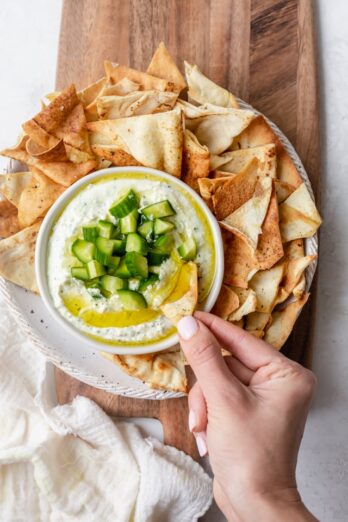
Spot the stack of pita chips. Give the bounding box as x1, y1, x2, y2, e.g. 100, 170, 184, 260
0, 43, 321, 392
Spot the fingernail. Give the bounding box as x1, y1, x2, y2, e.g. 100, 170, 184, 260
188, 410, 196, 432
177, 316, 199, 340
194, 432, 208, 457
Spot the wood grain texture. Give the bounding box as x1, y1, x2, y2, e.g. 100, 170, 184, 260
55, 0, 320, 451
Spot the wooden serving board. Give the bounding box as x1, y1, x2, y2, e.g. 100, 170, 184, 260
55, 0, 320, 457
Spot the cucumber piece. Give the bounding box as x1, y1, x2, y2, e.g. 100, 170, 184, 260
138, 220, 153, 240
115, 258, 132, 279
120, 209, 138, 234
153, 233, 174, 253
109, 190, 138, 218
72, 239, 96, 263
141, 200, 175, 220
100, 275, 127, 294
101, 288, 111, 298
82, 224, 98, 242
147, 250, 169, 266
117, 289, 147, 310
107, 255, 120, 268
87, 260, 106, 278
178, 237, 197, 261
71, 267, 89, 280
95, 249, 110, 265
138, 273, 159, 292
125, 252, 148, 278
126, 233, 148, 255
85, 278, 101, 288
154, 218, 175, 235
97, 220, 115, 239
113, 238, 126, 254
95, 237, 115, 256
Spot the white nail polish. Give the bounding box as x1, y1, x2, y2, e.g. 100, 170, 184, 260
188, 410, 196, 432
195, 432, 208, 457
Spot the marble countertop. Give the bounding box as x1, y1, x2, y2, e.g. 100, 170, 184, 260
1, 1, 348, 520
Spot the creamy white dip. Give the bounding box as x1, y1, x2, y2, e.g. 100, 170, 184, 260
47, 173, 215, 345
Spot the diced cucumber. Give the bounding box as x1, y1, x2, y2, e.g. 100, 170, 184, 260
178, 237, 197, 261
87, 260, 106, 278
113, 238, 126, 254
141, 200, 175, 220
125, 252, 148, 279
101, 288, 111, 298
95, 237, 115, 256
117, 290, 147, 310
100, 275, 127, 294
120, 209, 138, 234
72, 239, 96, 263
71, 267, 89, 280
153, 233, 174, 253
147, 250, 169, 266
95, 249, 110, 265
82, 225, 98, 242
115, 258, 132, 279
126, 233, 148, 255
138, 220, 153, 240
109, 190, 138, 218
138, 274, 159, 292
107, 256, 120, 268
154, 218, 175, 235
85, 278, 101, 288
97, 220, 115, 239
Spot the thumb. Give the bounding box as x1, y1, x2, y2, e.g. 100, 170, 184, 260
177, 315, 241, 401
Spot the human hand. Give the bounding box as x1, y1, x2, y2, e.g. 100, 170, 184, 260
177, 311, 317, 522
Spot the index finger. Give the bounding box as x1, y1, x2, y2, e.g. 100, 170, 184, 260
194, 311, 284, 371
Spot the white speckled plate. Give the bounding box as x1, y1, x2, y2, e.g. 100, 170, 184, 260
0, 99, 318, 400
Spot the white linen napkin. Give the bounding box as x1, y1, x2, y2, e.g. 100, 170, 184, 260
0, 294, 212, 521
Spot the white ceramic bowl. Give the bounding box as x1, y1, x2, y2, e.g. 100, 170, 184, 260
35, 166, 224, 355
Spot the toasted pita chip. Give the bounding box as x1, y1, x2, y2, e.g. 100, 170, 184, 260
91, 146, 142, 167
212, 158, 260, 220
18, 167, 65, 228
96, 91, 178, 120
160, 262, 198, 324
232, 115, 302, 188
281, 240, 316, 295
293, 274, 306, 299
198, 177, 229, 201
84, 78, 142, 121
273, 287, 290, 306
249, 330, 264, 339
102, 350, 187, 392
222, 229, 256, 288
0, 134, 30, 163
212, 284, 239, 319
210, 144, 276, 180
184, 62, 239, 108
228, 287, 257, 322
274, 179, 295, 203
245, 311, 272, 331
147, 43, 186, 93
104, 61, 173, 92
220, 176, 273, 250
179, 100, 254, 155
255, 188, 284, 270
264, 294, 309, 350
78, 77, 107, 107
211, 170, 237, 179
0, 199, 20, 237
249, 264, 285, 313
0, 172, 32, 207
87, 109, 183, 177
31, 159, 97, 187
26, 137, 68, 162
182, 130, 209, 191
0, 222, 40, 292
279, 183, 321, 241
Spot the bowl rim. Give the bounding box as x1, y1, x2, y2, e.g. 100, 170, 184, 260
35, 166, 224, 355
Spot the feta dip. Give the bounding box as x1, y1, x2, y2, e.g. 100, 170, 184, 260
47, 171, 216, 346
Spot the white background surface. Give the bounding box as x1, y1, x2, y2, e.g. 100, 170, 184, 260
0, 1, 347, 520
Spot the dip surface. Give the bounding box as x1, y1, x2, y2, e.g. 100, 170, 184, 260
47, 172, 216, 346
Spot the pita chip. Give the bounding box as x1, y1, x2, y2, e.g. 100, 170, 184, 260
211, 144, 276, 179
212, 284, 239, 319
274, 179, 295, 204
249, 264, 285, 313
26, 138, 68, 162
18, 167, 65, 228
102, 350, 187, 392
160, 262, 198, 324
222, 228, 257, 288
104, 61, 173, 92
182, 130, 210, 190
29, 158, 96, 187
293, 274, 306, 299
280, 240, 316, 296
255, 188, 284, 270
220, 176, 273, 250
185, 62, 239, 108
147, 43, 186, 93
0, 172, 32, 207
78, 77, 107, 107
0, 134, 30, 164
0, 199, 20, 237
87, 109, 183, 177
279, 183, 321, 241
0, 222, 40, 292
246, 311, 272, 332
232, 115, 302, 188
264, 294, 309, 350
228, 287, 257, 322
96, 91, 178, 119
